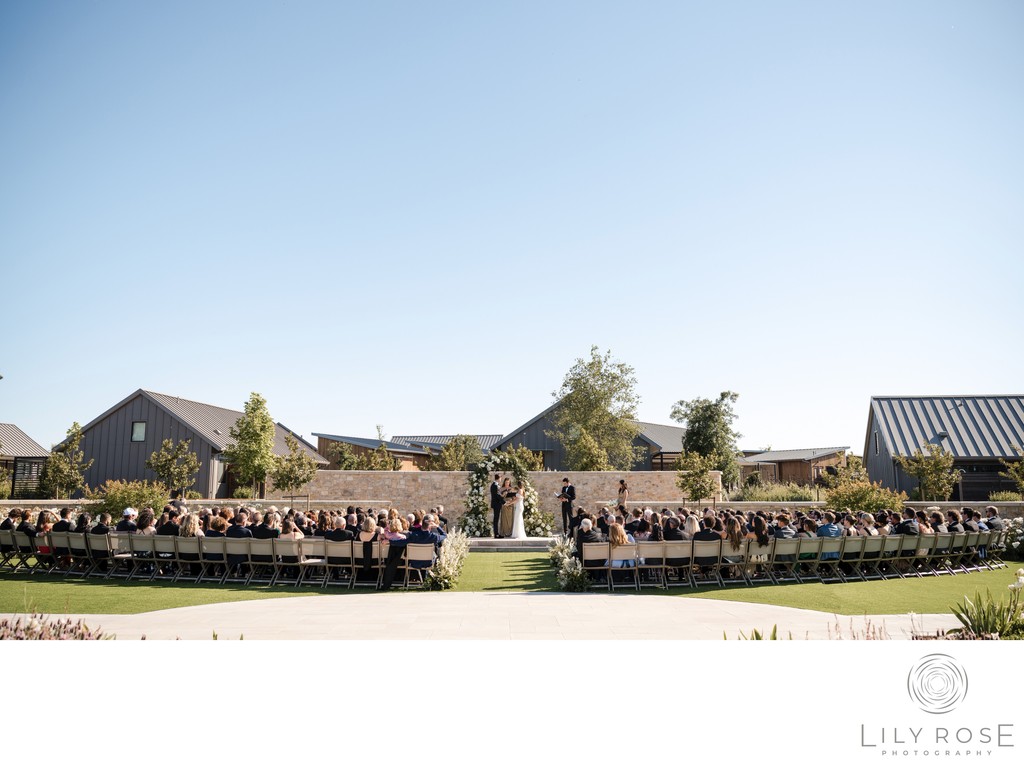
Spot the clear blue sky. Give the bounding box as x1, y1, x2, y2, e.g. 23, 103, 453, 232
1, 1, 1022, 456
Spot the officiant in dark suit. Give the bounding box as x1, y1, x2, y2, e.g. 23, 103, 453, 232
559, 478, 576, 536
490, 474, 505, 538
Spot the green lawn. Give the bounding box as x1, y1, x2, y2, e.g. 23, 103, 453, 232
0, 553, 1018, 616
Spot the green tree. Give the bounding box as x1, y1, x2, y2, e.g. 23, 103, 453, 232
676, 451, 720, 506
358, 441, 400, 471
39, 422, 93, 499
425, 435, 484, 471
0, 438, 10, 500
326, 441, 360, 470
492, 444, 544, 471
896, 443, 958, 501
999, 446, 1024, 494
270, 434, 320, 494
546, 346, 643, 470
145, 439, 201, 496
221, 392, 277, 499
670, 391, 741, 488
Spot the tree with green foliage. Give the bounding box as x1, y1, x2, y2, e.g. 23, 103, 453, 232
670, 391, 741, 489
221, 393, 277, 499
999, 446, 1024, 495
546, 346, 643, 470
425, 434, 484, 472
270, 434, 320, 494
896, 443, 958, 501
38, 422, 93, 499
359, 440, 401, 471
145, 439, 201, 496
492, 443, 544, 472
676, 450, 720, 506
326, 440, 360, 470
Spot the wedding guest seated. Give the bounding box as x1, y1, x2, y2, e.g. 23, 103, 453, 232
946, 509, 965, 534
206, 516, 227, 537
74, 513, 92, 535
90, 513, 112, 571
34, 511, 55, 564
381, 519, 407, 542
816, 511, 842, 560
663, 517, 683, 541
985, 506, 1005, 531
52, 508, 73, 533
574, 518, 604, 560
115, 508, 138, 533
156, 507, 180, 536
605, 523, 635, 571
892, 509, 919, 536
16, 511, 37, 539
680, 515, 700, 541
136, 509, 157, 536
0, 508, 20, 531
325, 516, 354, 543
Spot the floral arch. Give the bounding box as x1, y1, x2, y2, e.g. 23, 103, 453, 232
461, 452, 553, 537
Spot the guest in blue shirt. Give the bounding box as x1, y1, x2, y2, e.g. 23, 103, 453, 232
816, 511, 842, 560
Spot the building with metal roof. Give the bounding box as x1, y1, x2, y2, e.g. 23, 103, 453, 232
0, 423, 50, 498
738, 446, 849, 485
864, 395, 1024, 501
68, 390, 327, 499
492, 402, 688, 471
392, 434, 505, 453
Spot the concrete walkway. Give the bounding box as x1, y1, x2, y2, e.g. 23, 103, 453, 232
9, 593, 962, 640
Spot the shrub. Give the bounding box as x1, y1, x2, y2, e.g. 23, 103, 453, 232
948, 571, 1024, 639
824, 480, 906, 515
1004, 517, 1024, 561
84, 480, 168, 518
0, 614, 110, 640
732, 482, 816, 502
990, 491, 1023, 502
0, 466, 11, 500
232, 486, 255, 499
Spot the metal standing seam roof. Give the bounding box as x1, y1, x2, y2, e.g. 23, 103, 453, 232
866, 396, 1024, 459
392, 434, 505, 453
0, 423, 50, 459
738, 446, 850, 464
632, 421, 688, 452
313, 433, 430, 456
142, 391, 328, 464
69, 390, 328, 464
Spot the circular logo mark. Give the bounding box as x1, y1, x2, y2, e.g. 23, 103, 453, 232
907, 654, 968, 714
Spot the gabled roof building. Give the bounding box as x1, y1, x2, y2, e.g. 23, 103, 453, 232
70, 389, 326, 498
864, 395, 1024, 501
0, 423, 50, 498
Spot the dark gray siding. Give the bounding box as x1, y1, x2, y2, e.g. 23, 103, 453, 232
79, 393, 216, 497
499, 412, 653, 470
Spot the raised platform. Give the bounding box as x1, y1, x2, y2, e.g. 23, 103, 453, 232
469, 536, 556, 553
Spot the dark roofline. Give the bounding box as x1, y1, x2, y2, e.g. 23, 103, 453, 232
60, 389, 218, 453
493, 400, 563, 448
312, 433, 428, 456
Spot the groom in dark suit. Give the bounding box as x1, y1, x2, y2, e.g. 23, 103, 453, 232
559, 478, 576, 536
490, 474, 505, 538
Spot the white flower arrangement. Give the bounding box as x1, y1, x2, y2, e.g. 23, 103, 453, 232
425, 530, 471, 590
1005, 517, 1024, 558
461, 452, 542, 537
548, 534, 577, 569
557, 555, 591, 592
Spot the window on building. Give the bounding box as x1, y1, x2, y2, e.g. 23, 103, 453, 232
131, 421, 146, 442
873, 431, 878, 456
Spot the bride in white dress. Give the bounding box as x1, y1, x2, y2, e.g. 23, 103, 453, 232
509, 483, 528, 539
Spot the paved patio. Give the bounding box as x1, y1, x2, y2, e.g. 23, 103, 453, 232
11, 592, 962, 640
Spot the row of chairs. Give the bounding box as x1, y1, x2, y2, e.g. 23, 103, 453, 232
0, 530, 438, 590
580, 530, 1009, 590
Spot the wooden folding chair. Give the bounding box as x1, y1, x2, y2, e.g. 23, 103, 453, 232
838, 536, 865, 582
126, 534, 157, 581
891, 535, 922, 578
768, 538, 801, 584
960, 531, 983, 572
151, 536, 178, 580
174, 536, 204, 583
247, 539, 277, 585
691, 539, 723, 587
744, 540, 774, 583
222, 538, 252, 584
608, 543, 639, 591
298, 538, 327, 587
0, 529, 17, 571
877, 534, 903, 579
12, 531, 37, 573
198, 537, 227, 583
859, 535, 885, 580
90, 533, 132, 579
719, 540, 749, 586
352, 541, 383, 588
65, 532, 94, 578
636, 541, 666, 588
48, 530, 74, 576
813, 537, 844, 583
403, 543, 437, 589
580, 543, 610, 589
32, 531, 58, 575
323, 539, 354, 588
663, 540, 693, 588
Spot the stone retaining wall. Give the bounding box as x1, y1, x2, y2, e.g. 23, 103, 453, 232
266, 470, 723, 521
